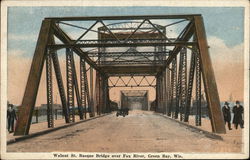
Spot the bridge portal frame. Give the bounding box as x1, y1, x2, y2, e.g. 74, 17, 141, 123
14, 14, 226, 136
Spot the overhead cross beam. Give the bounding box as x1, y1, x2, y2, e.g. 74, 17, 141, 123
45, 14, 200, 21
108, 76, 156, 88
48, 40, 196, 49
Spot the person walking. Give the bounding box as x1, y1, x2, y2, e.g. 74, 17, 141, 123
232, 101, 244, 129
7, 104, 17, 133
222, 101, 232, 130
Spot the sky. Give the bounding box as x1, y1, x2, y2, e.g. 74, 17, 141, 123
7, 6, 245, 106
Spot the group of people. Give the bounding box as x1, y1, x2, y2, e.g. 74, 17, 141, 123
222, 101, 244, 130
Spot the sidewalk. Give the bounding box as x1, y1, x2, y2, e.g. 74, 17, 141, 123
159, 114, 244, 152
7, 113, 107, 143
187, 115, 243, 146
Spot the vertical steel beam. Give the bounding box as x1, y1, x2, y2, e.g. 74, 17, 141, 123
175, 53, 183, 119
166, 68, 171, 116
46, 49, 54, 128
95, 72, 101, 115
195, 51, 202, 126
146, 92, 149, 110
180, 48, 187, 121
158, 76, 161, 112
84, 66, 91, 117
80, 58, 91, 119
100, 75, 105, 114
102, 76, 106, 113
160, 74, 164, 113
194, 16, 226, 133
184, 50, 196, 122
80, 58, 87, 119
99, 75, 104, 114
162, 70, 167, 114
156, 76, 161, 112
155, 76, 158, 112
70, 53, 84, 120
170, 57, 177, 118
121, 93, 123, 109
143, 92, 149, 110
102, 76, 109, 113
89, 67, 95, 117
14, 20, 52, 135
106, 83, 111, 112
51, 51, 70, 123
66, 48, 75, 122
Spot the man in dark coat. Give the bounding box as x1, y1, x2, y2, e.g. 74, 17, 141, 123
232, 101, 244, 129
222, 101, 232, 130
7, 104, 17, 133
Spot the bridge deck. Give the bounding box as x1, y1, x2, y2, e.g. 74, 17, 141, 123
7, 110, 242, 152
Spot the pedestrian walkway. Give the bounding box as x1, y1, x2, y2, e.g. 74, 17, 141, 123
7, 113, 93, 142
161, 114, 243, 152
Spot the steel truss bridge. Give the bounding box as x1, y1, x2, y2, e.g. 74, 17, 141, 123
14, 14, 226, 135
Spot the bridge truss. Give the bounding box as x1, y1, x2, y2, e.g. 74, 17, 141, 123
14, 15, 226, 135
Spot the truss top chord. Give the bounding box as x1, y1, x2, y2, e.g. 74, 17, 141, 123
45, 14, 201, 21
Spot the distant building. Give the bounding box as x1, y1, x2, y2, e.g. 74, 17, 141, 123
38, 104, 62, 110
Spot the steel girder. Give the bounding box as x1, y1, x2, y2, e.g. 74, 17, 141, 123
48, 41, 196, 49
51, 51, 70, 123
195, 48, 202, 126
46, 49, 54, 128
71, 53, 84, 120
66, 48, 75, 122
184, 50, 196, 122
94, 72, 109, 115
166, 67, 171, 116
194, 16, 225, 133
88, 51, 170, 58
14, 20, 53, 135
179, 48, 187, 121
156, 74, 163, 113
80, 58, 91, 119
170, 57, 178, 119
89, 67, 95, 117
45, 14, 199, 21
108, 76, 156, 88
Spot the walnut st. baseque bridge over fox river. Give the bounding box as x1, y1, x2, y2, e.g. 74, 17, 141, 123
7, 14, 243, 153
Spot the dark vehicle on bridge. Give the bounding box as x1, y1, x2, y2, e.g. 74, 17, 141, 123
116, 108, 129, 117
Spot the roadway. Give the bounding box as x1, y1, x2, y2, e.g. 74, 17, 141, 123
7, 110, 242, 152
